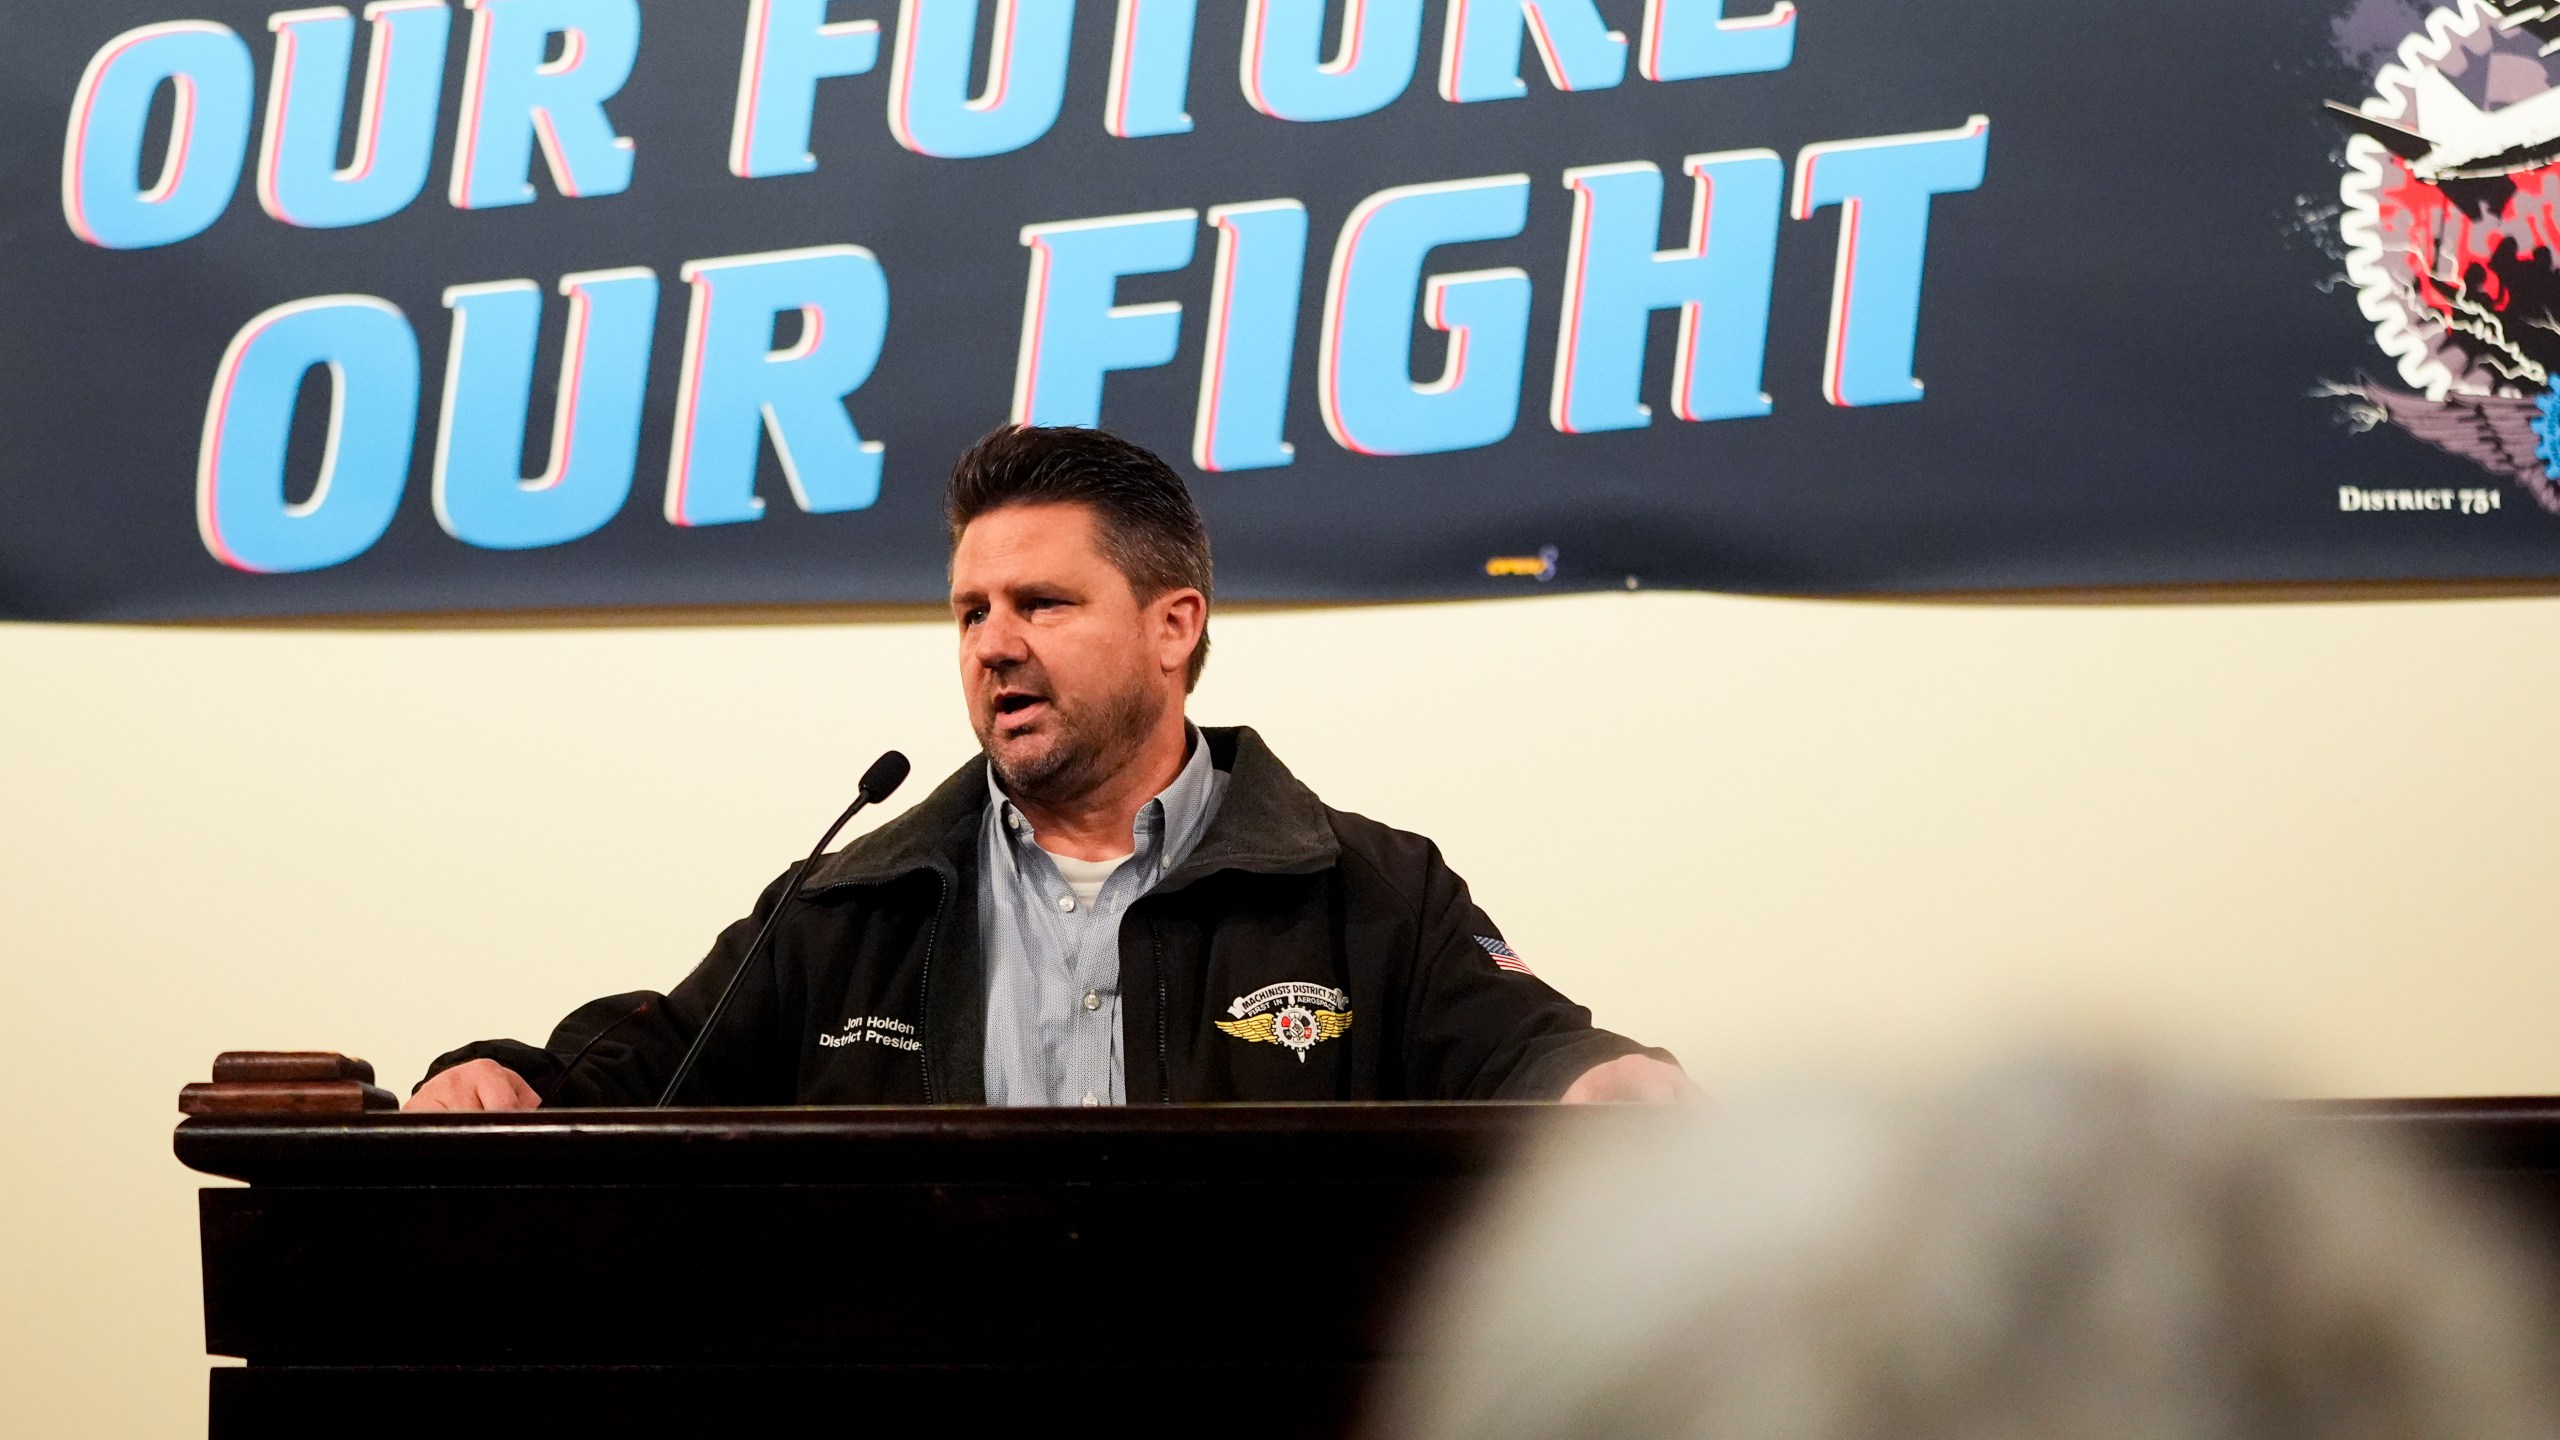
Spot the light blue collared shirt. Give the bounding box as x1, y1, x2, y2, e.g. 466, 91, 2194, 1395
979, 731, 1227, 1106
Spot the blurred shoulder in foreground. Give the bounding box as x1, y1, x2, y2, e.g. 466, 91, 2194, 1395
1375, 1060, 2560, 1440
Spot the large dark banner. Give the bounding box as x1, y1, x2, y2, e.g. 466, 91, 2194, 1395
3, 0, 2555, 621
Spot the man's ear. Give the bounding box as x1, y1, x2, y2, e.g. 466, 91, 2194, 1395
1153, 588, 1207, 676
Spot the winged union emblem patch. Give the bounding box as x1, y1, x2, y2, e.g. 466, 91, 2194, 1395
1216, 981, 1353, 1063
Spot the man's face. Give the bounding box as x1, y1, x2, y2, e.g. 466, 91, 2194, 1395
950, 503, 1169, 803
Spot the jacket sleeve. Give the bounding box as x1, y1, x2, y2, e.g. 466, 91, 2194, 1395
1392, 842, 1672, 1100
416, 869, 803, 1106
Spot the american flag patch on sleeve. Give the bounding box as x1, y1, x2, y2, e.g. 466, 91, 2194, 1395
1474, 935, 1536, 976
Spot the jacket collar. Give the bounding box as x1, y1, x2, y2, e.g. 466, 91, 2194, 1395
799, 725, 1337, 894
1159, 726, 1338, 889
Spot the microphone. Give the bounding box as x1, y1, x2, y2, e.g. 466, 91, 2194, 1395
654, 750, 911, 1108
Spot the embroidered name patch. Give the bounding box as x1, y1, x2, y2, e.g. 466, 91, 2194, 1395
1216, 981, 1353, 1063
819, 1015, 921, 1052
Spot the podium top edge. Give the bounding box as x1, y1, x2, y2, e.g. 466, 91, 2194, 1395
170, 1099, 2560, 1187
170, 1101, 1635, 1186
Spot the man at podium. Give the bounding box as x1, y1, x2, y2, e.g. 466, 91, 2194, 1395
410, 426, 1688, 1111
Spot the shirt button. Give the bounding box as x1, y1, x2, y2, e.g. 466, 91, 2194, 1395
1056, 895, 1076, 913
1083, 990, 1101, 1012
1081, 1092, 1099, 1107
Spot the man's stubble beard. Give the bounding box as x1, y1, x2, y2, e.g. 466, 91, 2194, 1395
983, 668, 1166, 807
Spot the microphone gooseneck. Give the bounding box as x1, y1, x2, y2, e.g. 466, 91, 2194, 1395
654, 750, 911, 1108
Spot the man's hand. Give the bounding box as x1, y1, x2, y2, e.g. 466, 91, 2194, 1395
404, 1058, 543, 1112
1560, 1053, 1700, 1104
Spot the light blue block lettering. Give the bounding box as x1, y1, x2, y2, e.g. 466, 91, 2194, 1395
1439, 0, 1627, 104
196, 297, 419, 572
258, 3, 451, 228
889, 0, 1075, 159
449, 0, 642, 210
1318, 174, 1532, 456
63, 22, 256, 249
1241, 0, 1426, 123
1638, 0, 1795, 82
1013, 210, 1201, 428
728, 0, 881, 178
1792, 117, 1990, 407
1194, 201, 1309, 472
1107, 0, 1199, 137
665, 246, 892, 526
1552, 149, 1781, 433
433, 267, 658, 549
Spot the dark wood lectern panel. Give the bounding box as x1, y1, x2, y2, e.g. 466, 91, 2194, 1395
180, 1104, 1628, 1438
202, 1177, 1465, 1365
179, 1097, 2560, 1439
211, 1362, 1379, 1438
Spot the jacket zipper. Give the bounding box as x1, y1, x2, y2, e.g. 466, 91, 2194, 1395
918, 871, 947, 1103
1151, 921, 1171, 1104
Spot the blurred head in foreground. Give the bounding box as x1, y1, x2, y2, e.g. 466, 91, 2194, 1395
1376, 1062, 2560, 1440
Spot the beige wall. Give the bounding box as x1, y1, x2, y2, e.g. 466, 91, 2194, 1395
5, 591, 2559, 1435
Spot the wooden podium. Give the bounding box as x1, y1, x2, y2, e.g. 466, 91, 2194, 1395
176, 1098, 1638, 1439
175, 1082, 2560, 1440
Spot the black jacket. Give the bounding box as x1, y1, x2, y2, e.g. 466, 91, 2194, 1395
427, 727, 1659, 1104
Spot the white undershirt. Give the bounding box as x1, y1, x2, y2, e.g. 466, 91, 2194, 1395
1043, 849, 1131, 908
